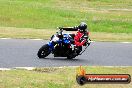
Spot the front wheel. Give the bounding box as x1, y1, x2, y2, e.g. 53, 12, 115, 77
37, 44, 50, 58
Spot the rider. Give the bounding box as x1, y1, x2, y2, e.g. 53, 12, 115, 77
57, 22, 89, 56
74, 22, 89, 47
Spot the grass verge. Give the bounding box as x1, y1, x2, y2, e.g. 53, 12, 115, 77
0, 0, 132, 41
0, 0, 132, 33
0, 66, 132, 88
0, 27, 132, 42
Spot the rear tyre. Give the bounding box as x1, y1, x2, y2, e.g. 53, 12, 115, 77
67, 54, 76, 59
67, 56, 73, 59
67, 49, 78, 59
37, 44, 50, 58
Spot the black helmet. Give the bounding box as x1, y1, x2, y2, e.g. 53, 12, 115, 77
78, 22, 87, 32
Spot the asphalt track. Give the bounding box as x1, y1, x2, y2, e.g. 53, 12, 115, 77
0, 39, 132, 68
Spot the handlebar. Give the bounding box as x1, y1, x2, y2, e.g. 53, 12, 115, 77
58, 26, 78, 31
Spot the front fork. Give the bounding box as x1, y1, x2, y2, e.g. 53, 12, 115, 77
48, 41, 54, 52
48, 41, 60, 52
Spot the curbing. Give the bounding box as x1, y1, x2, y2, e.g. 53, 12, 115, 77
0, 38, 11, 40
0, 68, 11, 71
0, 38, 43, 41
0, 67, 35, 71
14, 67, 35, 70
120, 42, 132, 44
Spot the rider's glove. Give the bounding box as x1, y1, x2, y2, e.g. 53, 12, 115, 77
84, 35, 88, 39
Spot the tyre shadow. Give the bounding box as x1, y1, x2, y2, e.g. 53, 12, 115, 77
38, 57, 87, 62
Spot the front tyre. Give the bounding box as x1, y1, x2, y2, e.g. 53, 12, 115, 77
37, 44, 50, 58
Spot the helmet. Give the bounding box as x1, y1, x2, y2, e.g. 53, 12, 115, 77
78, 22, 87, 32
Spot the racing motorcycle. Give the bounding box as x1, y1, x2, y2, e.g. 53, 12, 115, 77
37, 27, 91, 59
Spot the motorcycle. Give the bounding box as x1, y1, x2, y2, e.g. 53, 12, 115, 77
37, 27, 91, 59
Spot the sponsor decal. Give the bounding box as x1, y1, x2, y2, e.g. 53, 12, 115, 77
76, 66, 131, 85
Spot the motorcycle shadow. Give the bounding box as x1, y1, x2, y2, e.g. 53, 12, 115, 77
39, 57, 86, 62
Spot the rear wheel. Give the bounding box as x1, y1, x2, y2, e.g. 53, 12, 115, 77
67, 53, 76, 59
67, 56, 73, 59
37, 44, 50, 58
76, 46, 82, 54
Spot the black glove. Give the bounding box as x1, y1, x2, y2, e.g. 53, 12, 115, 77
73, 26, 78, 31
84, 35, 88, 39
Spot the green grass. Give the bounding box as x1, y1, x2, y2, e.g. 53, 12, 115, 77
0, 66, 132, 88
0, 0, 132, 33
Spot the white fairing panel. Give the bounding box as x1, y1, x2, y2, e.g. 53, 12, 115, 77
51, 35, 59, 42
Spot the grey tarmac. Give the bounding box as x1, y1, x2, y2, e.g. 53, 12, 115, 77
0, 39, 132, 68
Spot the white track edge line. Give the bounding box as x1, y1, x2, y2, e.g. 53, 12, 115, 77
0, 66, 131, 71
120, 42, 132, 44
1, 38, 132, 43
